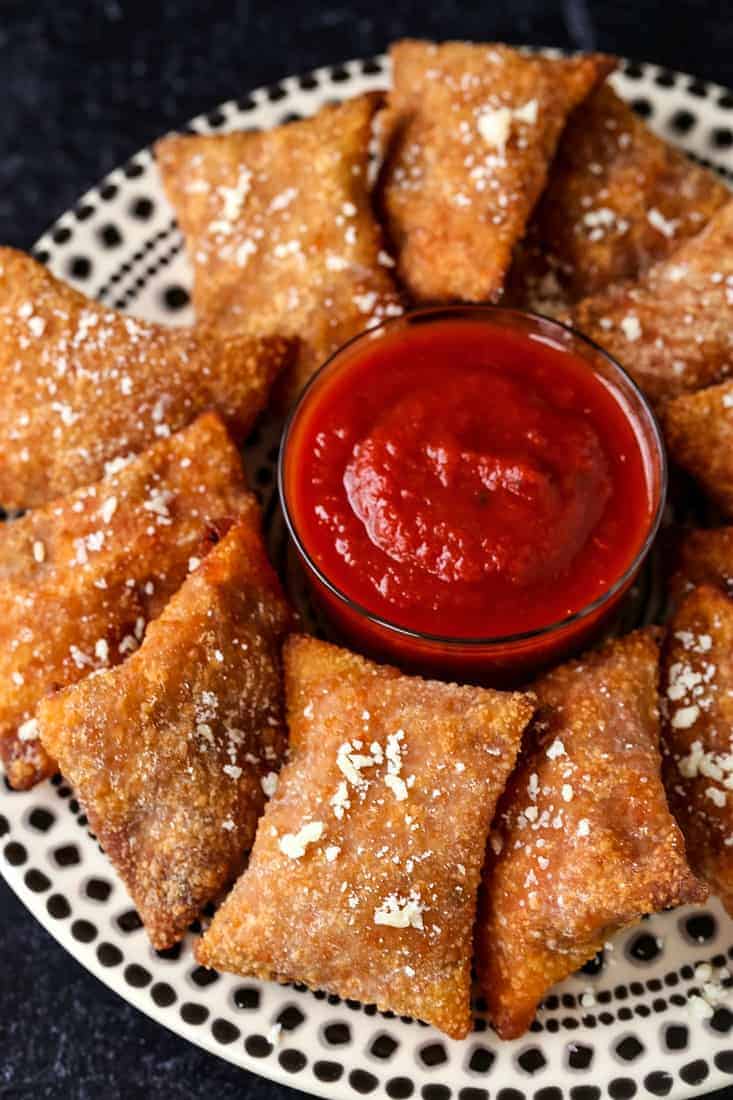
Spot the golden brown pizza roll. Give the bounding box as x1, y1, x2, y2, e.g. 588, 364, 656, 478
515, 83, 729, 303
476, 629, 706, 1040
376, 39, 612, 304
668, 526, 733, 606
568, 200, 733, 407
0, 247, 293, 509
664, 380, 733, 516
661, 585, 733, 915
196, 635, 535, 1039
156, 94, 402, 403
0, 412, 256, 790
38, 518, 291, 949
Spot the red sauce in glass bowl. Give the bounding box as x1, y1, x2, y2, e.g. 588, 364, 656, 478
280, 307, 665, 683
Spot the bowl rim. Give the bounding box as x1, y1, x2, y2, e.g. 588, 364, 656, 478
277, 303, 668, 649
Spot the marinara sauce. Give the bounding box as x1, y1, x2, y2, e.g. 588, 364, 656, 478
281, 308, 664, 682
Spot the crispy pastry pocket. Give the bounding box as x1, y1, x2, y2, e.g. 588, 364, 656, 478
38, 518, 292, 949
196, 635, 535, 1039
0, 247, 292, 508
156, 94, 402, 404
476, 630, 706, 1040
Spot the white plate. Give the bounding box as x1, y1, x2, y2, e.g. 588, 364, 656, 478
4, 50, 733, 1100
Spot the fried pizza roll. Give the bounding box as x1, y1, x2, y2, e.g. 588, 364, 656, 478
38, 519, 291, 950
196, 635, 535, 1039
661, 585, 733, 915
516, 83, 729, 303
569, 200, 733, 407
0, 412, 256, 790
668, 526, 733, 607
0, 247, 293, 508
664, 381, 733, 517
476, 630, 705, 1040
376, 40, 612, 304
156, 95, 402, 403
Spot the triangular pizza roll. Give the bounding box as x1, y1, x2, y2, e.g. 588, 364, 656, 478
196, 635, 535, 1039
476, 630, 705, 1040
38, 519, 291, 949
156, 95, 402, 403
514, 83, 728, 303
0, 247, 293, 509
661, 585, 733, 915
0, 412, 256, 790
569, 200, 733, 407
376, 40, 612, 304
664, 380, 733, 516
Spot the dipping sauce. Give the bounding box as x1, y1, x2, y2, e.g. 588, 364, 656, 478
280, 308, 665, 681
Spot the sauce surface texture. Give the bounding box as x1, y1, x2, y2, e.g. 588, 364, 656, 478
286, 318, 653, 638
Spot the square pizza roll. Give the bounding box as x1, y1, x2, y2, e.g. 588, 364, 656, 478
476, 630, 706, 1040
663, 381, 733, 517
0, 248, 293, 509
376, 40, 612, 304
156, 94, 402, 403
196, 635, 535, 1039
515, 83, 729, 303
38, 518, 291, 949
568, 200, 733, 407
668, 526, 733, 607
661, 585, 733, 915
0, 412, 256, 790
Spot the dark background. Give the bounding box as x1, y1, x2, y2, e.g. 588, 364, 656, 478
2, 1, 733, 1097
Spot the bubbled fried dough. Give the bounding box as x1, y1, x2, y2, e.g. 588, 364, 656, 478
376, 40, 613, 304
568, 199, 733, 408
0, 412, 256, 790
664, 381, 733, 518
476, 630, 706, 1040
668, 526, 733, 608
38, 519, 292, 950
155, 94, 403, 404
196, 635, 535, 1039
0, 247, 293, 509
514, 83, 729, 304
661, 586, 733, 917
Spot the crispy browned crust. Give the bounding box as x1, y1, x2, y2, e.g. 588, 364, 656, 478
0, 412, 256, 789
568, 199, 733, 407
514, 83, 729, 303
0, 247, 293, 508
476, 630, 706, 1040
195, 635, 535, 1039
661, 585, 733, 916
38, 519, 291, 949
376, 40, 613, 304
155, 94, 402, 404
663, 381, 733, 517
668, 526, 733, 607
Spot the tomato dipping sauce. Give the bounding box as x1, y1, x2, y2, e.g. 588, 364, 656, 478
280, 308, 665, 683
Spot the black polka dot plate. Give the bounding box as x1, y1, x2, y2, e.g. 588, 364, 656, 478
4, 51, 733, 1100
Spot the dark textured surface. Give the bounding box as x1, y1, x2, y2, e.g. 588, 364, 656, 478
2, 1, 733, 1097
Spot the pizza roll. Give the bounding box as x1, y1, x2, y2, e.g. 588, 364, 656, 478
661, 585, 733, 915
476, 630, 706, 1040
38, 518, 291, 949
377, 39, 612, 304
0, 412, 256, 790
569, 200, 733, 407
196, 635, 535, 1038
0, 247, 292, 508
664, 380, 733, 516
668, 526, 733, 607
515, 83, 728, 303
156, 95, 402, 403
